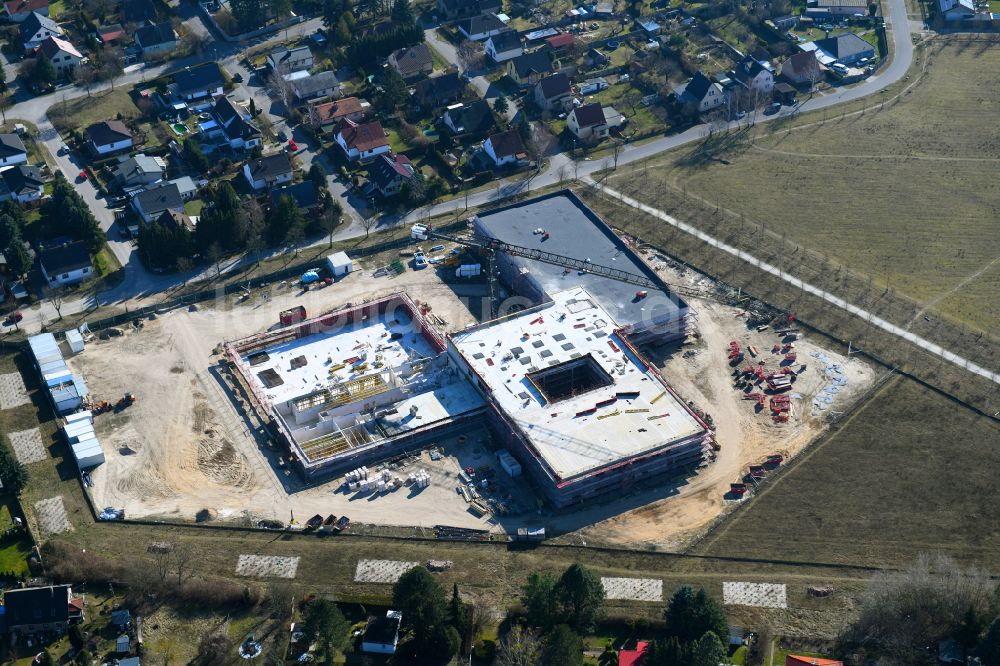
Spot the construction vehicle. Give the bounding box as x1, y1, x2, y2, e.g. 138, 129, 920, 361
411, 222, 677, 318
116, 392, 137, 410
280, 305, 307, 326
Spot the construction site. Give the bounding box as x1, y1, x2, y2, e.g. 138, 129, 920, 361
59, 191, 875, 546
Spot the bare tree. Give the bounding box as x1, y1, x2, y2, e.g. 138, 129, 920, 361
47, 289, 64, 320
556, 164, 568, 185
207, 242, 223, 278
456, 40, 484, 72
319, 195, 342, 247
360, 213, 377, 239
610, 139, 623, 170
269, 71, 294, 114
495, 625, 541, 666
241, 199, 266, 264
0, 93, 9, 124
152, 548, 170, 583
173, 544, 194, 587
268, 580, 296, 619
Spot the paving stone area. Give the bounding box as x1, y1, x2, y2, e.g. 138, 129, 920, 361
9, 428, 47, 464
354, 559, 419, 583
723, 582, 788, 609
0, 373, 29, 410
235, 554, 300, 578
601, 577, 663, 601
34, 497, 72, 536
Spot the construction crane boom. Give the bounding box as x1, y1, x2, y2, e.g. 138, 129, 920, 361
411, 224, 660, 291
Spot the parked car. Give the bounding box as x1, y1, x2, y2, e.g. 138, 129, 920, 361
764, 102, 781, 115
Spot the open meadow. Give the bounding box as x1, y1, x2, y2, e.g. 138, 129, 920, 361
605, 38, 1000, 365
690, 376, 1000, 568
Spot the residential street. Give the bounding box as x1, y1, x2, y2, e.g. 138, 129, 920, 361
4, 0, 914, 333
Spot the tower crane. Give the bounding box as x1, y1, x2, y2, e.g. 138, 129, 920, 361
410, 223, 667, 319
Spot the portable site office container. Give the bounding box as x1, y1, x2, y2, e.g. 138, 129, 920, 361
65, 329, 85, 354
326, 251, 353, 277
65, 411, 93, 425
28, 333, 62, 365
72, 439, 105, 468
40, 360, 71, 387
64, 421, 95, 442
50, 382, 82, 415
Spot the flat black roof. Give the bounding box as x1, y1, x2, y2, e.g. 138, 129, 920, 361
474, 191, 686, 327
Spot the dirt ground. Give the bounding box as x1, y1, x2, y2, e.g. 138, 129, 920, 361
564, 256, 876, 550
68, 249, 875, 548
70, 260, 502, 530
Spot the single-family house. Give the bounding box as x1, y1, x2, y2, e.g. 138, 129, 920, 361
167, 175, 197, 200
636, 18, 661, 34
388, 44, 434, 80
206, 95, 262, 150
544, 33, 576, 52
268, 45, 313, 73
414, 72, 464, 108
135, 21, 177, 57
458, 13, 505, 40
2, 585, 84, 635
97, 23, 125, 44
173, 63, 225, 102
485, 30, 523, 62
335, 119, 390, 162
781, 50, 821, 86
310, 96, 365, 133
0, 133, 28, 166
585, 47, 610, 68
132, 182, 183, 222
436, 0, 501, 20
20, 11, 61, 51
506, 51, 554, 87
118, 658, 141, 666
730, 55, 774, 95
361, 611, 402, 655
618, 641, 650, 666
39, 35, 83, 75
113, 153, 165, 187
122, 0, 156, 23
483, 128, 526, 167
156, 208, 195, 233
938, 0, 979, 17
85, 121, 133, 155
771, 14, 799, 29
567, 102, 609, 141
0, 165, 45, 203
39, 242, 91, 286
116, 634, 131, 655
810, 33, 875, 65
289, 71, 342, 101
110, 609, 132, 629
674, 71, 725, 113
242, 153, 293, 191
271, 181, 322, 213
443, 99, 495, 136
3, 0, 48, 22
367, 153, 415, 197
533, 72, 572, 113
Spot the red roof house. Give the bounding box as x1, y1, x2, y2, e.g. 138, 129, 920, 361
786, 656, 843, 666
619, 641, 649, 666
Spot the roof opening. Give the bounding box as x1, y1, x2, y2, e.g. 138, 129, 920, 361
526, 354, 612, 404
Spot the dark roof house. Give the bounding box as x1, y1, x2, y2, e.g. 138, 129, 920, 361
84, 121, 131, 150
134, 183, 183, 218
3, 585, 80, 631
444, 99, 495, 135
484, 128, 527, 161
0, 133, 27, 161
457, 13, 505, 39
135, 21, 176, 51
2, 164, 45, 197
812, 33, 874, 63
414, 72, 464, 107
245, 153, 293, 184
508, 51, 554, 84
271, 181, 321, 211
19, 11, 61, 45
388, 43, 433, 80
173, 62, 225, 99
367, 153, 415, 196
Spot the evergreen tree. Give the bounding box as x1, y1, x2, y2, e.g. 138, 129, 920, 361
555, 564, 605, 632
5, 241, 31, 277
266, 194, 304, 246
392, 566, 447, 645
493, 94, 509, 115
543, 625, 583, 666
978, 617, 1000, 666
663, 586, 728, 646
522, 571, 559, 628
689, 632, 726, 666
448, 583, 467, 634
323, 0, 345, 28
183, 137, 210, 173
309, 162, 328, 192
302, 599, 349, 655
334, 15, 352, 45
0, 214, 22, 249
35, 57, 56, 85
391, 0, 414, 25
0, 433, 27, 494
378, 66, 409, 112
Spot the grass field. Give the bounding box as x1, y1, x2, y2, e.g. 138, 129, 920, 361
47, 89, 141, 134
605, 39, 1000, 346
691, 377, 1000, 567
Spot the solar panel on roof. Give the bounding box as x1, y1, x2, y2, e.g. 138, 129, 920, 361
552, 333, 566, 341
532, 340, 544, 348
540, 350, 553, 358
561, 342, 575, 350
